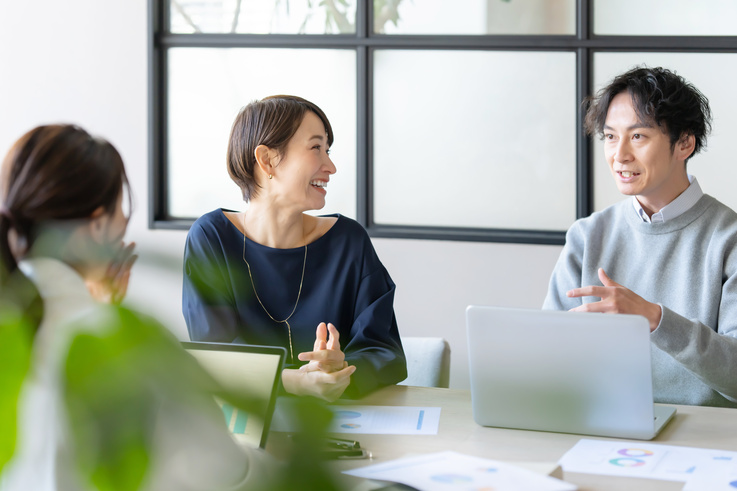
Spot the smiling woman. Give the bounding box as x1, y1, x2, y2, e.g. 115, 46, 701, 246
182, 95, 407, 401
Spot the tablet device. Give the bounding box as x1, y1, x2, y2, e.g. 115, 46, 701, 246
182, 341, 286, 448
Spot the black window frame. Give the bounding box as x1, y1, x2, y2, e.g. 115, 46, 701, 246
148, 0, 737, 245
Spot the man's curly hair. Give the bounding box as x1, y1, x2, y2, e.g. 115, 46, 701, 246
584, 66, 712, 162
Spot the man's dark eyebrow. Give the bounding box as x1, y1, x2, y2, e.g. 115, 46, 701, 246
603, 121, 654, 131
631, 120, 655, 129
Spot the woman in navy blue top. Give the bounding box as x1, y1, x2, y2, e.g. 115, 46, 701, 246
182, 96, 406, 400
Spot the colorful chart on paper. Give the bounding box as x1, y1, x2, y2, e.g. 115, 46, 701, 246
328, 405, 440, 435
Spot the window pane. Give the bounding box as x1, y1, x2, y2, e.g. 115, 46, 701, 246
373, 50, 577, 231
167, 48, 357, 219
169, 0, 357, 34
376, 0, 575, 35
592, 53, 737, 213
594, 0, 737, 36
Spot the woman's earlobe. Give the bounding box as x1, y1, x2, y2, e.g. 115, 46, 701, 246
254, 145, 275, 177
88, 215, 108, 245
90, 206, 106, 219
86, 206, 107, 243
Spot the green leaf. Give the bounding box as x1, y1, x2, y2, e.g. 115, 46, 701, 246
0, 304, 33, 475
62, 304, 345, 490
63, 305, 266, 491
64, 307, 201, 491
271, 397, 343, 491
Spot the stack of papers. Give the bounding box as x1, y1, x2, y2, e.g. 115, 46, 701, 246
559, 439, 737, 488
344, 451, 576, 491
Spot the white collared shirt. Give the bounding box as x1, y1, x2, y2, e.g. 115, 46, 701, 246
633, 175, 703, 224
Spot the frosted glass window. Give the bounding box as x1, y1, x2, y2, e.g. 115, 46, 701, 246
592, 53, 737, 213
167, 48, 357, 219
170, 0, 357, 34
377, 0, 575, 35
373, 50, 577, 231
594, 0, 737, 36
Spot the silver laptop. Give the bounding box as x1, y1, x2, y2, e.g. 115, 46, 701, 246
466, 306, 676, 440
182, 342, 285, 448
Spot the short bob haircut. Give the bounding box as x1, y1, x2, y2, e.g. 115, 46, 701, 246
584, 66, 712, 163
227, 95, 334, 202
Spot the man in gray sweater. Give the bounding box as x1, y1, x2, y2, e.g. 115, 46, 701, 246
543, 66, 737, 408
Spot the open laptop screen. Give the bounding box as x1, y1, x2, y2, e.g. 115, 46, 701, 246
466, 305, 675, 440
182, 342, 286, 449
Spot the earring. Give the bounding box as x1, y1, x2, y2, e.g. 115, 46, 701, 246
268, 174, 273, 180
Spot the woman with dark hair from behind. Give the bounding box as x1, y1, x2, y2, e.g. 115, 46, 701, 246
0, 125, 275, 490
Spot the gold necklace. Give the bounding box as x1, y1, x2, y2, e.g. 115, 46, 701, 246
242, 214, 307, 364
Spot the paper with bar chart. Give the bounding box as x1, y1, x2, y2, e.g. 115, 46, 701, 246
328, 405, 441, 435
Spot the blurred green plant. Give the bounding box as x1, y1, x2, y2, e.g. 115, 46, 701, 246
0, 302, 32, 475
0, 294, 340, 490
373, 0, 404, 33
63, 305, 295, 491
64, 308, 186, 491
282, 0, 406, 33
292, 0, 355, 34
271, 396, 343, 491
172, 0, 407, 34
2, 258, 347, 490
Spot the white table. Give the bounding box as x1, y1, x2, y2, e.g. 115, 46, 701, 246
315, 385, 737, 491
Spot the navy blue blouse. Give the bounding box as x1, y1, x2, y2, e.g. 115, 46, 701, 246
182, 209, 407, 398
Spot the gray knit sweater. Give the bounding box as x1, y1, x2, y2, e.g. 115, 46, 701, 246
543, 195, 737, 408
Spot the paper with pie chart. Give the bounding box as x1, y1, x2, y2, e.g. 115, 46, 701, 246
328, 405, 441, 434
558, 438, 737, 482
343, 451, 576, 491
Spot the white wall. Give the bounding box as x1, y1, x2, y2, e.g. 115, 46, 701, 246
0, 0, 563, 389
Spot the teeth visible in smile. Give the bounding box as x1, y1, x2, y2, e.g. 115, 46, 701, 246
311, 180, 327, 188
620, 171, 634, 178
